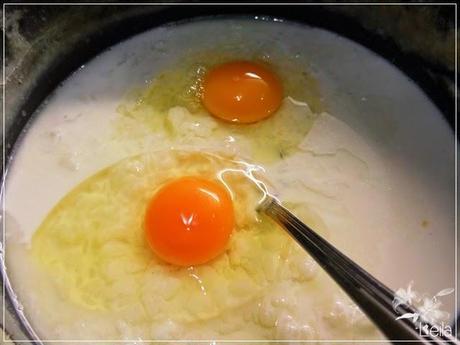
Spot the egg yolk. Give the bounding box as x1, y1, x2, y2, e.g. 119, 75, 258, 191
202, 61, 283, 123
145, 176, 234, 266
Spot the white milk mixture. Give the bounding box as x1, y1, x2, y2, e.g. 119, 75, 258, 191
4, 18, 455, 344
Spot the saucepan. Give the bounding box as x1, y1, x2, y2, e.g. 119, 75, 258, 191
1, 4, 456, 344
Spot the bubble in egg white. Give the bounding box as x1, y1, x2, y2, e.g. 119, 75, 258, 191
275, 313, 316, 342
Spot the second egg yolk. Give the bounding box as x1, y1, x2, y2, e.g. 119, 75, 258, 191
202, 61, 283, 123
145, 176, 234, 266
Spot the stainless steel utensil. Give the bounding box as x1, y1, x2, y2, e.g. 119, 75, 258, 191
260, 196, 459, 344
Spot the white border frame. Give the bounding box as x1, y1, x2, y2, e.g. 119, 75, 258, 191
1, 2, 458, 343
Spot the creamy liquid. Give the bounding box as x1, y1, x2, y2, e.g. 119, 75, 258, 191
4, 18, 455, 343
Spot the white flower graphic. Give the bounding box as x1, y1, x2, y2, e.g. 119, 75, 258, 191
393, 283, 454, 328
418, 296, 450, 325
393, 281, 419, 311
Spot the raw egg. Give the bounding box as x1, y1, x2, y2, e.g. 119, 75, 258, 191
32, 151, 311, 321
145, 176, 234, 266
202, 61, 283, 123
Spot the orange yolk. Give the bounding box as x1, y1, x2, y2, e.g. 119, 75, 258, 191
202, 61, 283, 123
145, 176, 234, 266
